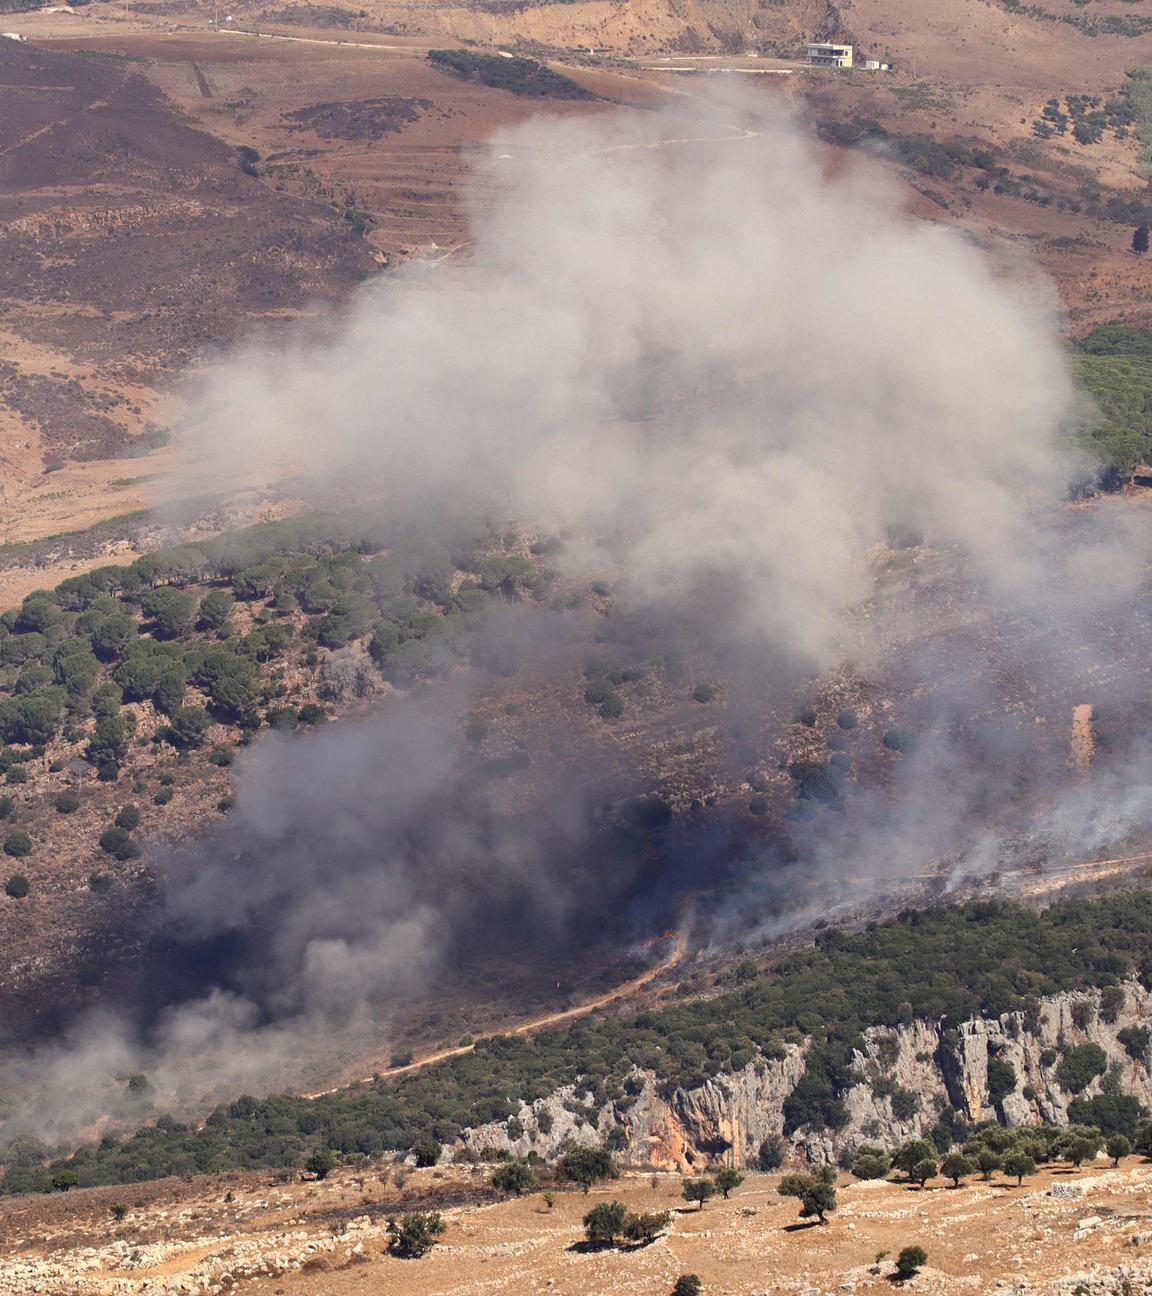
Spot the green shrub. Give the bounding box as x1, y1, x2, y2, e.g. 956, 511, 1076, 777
1099, 985, 1125, 1024
1118, 1026, 1150, 1061
427, 48, 594, 100
98, 827, 139, 861
4, 873, 29, 899
987, 1057, 1018, 1103
890, 1087, 920, 1121
1066, 1091, 1146, 1138
777, 1166, 837, 1223
599, 693, 624, 720
1107, 1134, 1132, 1164
411, 1136, 441, 1168
114, 805, 140, 831
387, 1211, 445, 1258
757, 1137, 785, 1170
166, 706, 211, 749
882, 728, 915, 753
559, 1146, 618, 1194
54, 790, 80, 814
1056, 1043, 1108, 1094
3, 830, 31, 858
1002, 1150, 1036, 1185
851, 1147, 891, 1179
895, 1246, 927, 1278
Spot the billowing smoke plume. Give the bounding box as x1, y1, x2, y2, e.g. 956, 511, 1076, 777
184, 89, 1112, 667
6, 88, 1152, 1142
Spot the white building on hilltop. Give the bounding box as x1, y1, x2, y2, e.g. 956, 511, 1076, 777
806, 42, 852, 68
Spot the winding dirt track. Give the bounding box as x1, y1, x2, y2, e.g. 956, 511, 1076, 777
304, 926, 691, 1098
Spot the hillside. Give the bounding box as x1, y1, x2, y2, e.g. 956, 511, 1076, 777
1, 1157, 1151, 1296
0, 35, 375, 562
0, 0, 1145, 578
1, 4, 1152, 1289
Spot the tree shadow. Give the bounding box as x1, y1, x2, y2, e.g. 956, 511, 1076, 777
783, 1220, 823, 1232
566, 1238, 665, 1254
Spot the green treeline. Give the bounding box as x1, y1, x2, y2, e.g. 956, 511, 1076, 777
1074, 325, 1152, 480
427, 49, 595, 100
5, 891, 1152, 1194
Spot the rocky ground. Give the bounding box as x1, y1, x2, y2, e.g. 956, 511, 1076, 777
458, 979, 1152, 1171
1, 1158, 1150, 1296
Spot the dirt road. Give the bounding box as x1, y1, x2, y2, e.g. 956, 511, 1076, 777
304, 926, 690, 1098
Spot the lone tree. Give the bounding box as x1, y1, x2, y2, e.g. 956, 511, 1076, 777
583, 1200, 629, 1246
912, 1157, 937, 1189
1133, 224, 1150, 254
305, 1150, 335, 1181
682, 1178, 717, 1210
777, 1166, 837, 1224
491, 1160, 537, 1197
895, 1245, 928, 1279
940, 1152, 975, 1188
1002, 1150, 1036, 1186
1106, 1134, 1132, 1166
559, 1145, 619, 1194
411, 1136, 441, 1168
387, 1211, 446, 1259
713, 1168, 745, 1199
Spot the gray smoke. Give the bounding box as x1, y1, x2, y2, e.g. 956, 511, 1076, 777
183, 88, 1119, 668
5, 87, 1152, 1143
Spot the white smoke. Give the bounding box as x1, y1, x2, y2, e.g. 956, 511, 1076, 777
6, 88, 1151, 1145
182, 89, 1099, 669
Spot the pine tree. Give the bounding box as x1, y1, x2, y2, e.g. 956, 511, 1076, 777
1133, 225, 1150, 255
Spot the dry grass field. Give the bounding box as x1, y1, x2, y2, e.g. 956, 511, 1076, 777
1, 1158, 1150, 1296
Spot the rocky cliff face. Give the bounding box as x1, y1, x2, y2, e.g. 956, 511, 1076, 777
458, 982, 1152, 1170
